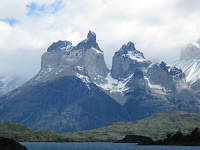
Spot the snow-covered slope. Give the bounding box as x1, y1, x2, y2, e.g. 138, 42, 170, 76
173, 40, 200, 85
0, 76, 25, 96
174, 60, 200, 84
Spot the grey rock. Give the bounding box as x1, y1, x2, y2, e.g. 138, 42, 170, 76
29, 31, 108, 86
146, 62, 187, 92
111, 42, 151, 79
74, 31, 101, 51
47, 40, 72, 52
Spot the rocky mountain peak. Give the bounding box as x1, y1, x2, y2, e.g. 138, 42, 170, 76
111, 42, 149, 79
115, 41, 144, 59
87, 30, 96, 42
122, 41, 136, 52
159, 61, 169, 72
32, 31, 109, 86
159, 61, 184, 79
47, 40, 72, 52
74, 30, 101, 51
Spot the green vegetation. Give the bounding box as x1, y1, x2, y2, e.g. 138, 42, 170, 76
140, 128, 200, 146
0, 122, 65, 142
1, 110, 200, 142
63, 110, 200, 141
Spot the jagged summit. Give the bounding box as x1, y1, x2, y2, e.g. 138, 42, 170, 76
47, 40, 72, 52
33, 30, 109, 85
159, 61, 170, 72
74, 30, 101, 51
115, 41, 145, 63
119, 41, 136, 53
47, 31, 101, 53
111, 42, 149, 79
87, 30, 96, 42
159, 61, 184, 79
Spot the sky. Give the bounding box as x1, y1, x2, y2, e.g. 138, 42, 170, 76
0, 0, 200, 79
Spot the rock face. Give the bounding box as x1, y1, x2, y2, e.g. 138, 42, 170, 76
0, 31, 127, 133
34, 30, 108, 85
47, 40, 72, 52
111, 42, 150, 79
146, 61, 187, 92
0, 31, 200, 133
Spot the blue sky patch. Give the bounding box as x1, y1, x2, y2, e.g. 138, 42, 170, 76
0, 18, 19, 26
26, 0, 63, 16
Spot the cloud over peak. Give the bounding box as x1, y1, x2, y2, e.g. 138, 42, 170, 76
0, 0, 200, 78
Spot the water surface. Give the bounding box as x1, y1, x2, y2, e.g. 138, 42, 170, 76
22, 142, 200, 150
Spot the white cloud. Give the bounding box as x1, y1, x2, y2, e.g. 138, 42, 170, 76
0, 0, 200, 78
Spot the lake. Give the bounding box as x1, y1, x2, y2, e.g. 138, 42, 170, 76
21, 142, 200, 150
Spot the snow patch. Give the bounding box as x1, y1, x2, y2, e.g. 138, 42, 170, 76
0, 77, 13, 84
76, 73, 90, 89
58, 68, 64, 73
60, 47, 66, 50
47, 65, 54, 72
144, 76, 166, 91
76, 73, 90, 83
192, 42, 200, 48
97, 73, 132, 94
92, 48, 103, 54
76, 66, 84, 71
122, 51, 145, 62
174, 60, 200, 84
35, 65, 54, 81
66, 44, 72, 50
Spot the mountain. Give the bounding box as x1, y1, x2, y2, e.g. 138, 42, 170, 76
0, 75, 25, 96
109, 42, 199, 120
173, 40, 200, 100
64, 110, 200, 141
0, 31, 129, 133
0, 31, 200, 133
174, 41, 200, 85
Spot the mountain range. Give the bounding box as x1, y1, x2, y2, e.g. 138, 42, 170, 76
0, 31, 200, 133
